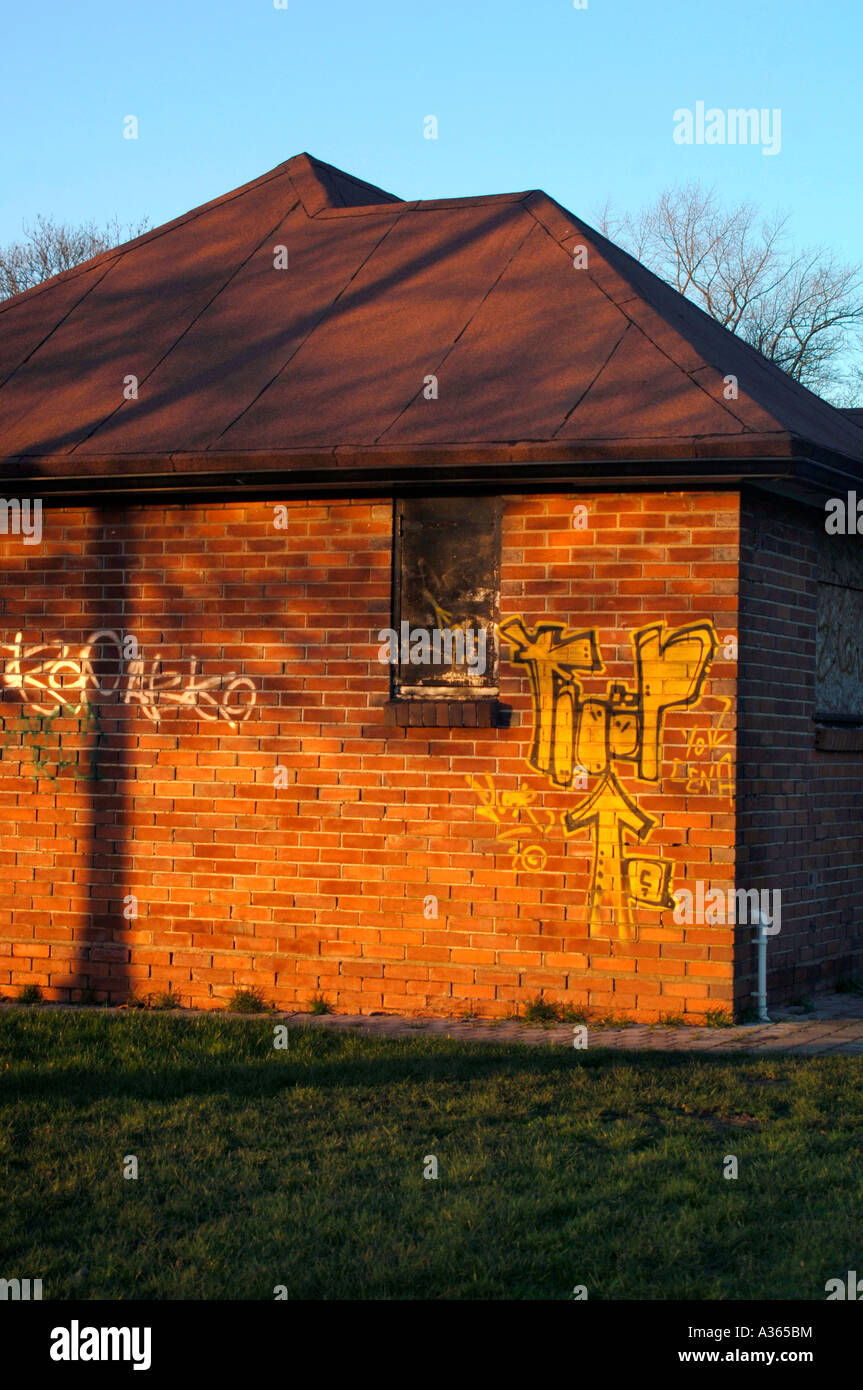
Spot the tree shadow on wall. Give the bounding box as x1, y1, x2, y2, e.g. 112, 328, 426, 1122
72, 504, 135, 1006
0, 505, 129, 1004
10, 504, 135, 1007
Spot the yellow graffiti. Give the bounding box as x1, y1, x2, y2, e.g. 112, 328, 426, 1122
495, 618, 602, 783
669, 696, 734, 805
464, 771, 557, 872
563, 771, 656, 938
498, 616, 719, 937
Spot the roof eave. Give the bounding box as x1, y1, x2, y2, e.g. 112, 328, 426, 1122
2, 435, 858, 504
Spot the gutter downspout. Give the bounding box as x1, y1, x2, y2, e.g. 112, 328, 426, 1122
751, 908, 771, 1023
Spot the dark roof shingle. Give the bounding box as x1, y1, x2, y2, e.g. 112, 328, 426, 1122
2, 151, 862, 495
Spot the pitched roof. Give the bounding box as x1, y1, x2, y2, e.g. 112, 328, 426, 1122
2, 151, 862, 498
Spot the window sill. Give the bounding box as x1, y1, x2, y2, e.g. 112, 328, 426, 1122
812, 715, 863, 751
384, 699, 514, 728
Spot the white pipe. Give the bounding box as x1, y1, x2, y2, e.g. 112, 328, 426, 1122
752, 909, 770, 1023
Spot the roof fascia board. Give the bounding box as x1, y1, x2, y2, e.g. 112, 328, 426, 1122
2, 456, 810, 505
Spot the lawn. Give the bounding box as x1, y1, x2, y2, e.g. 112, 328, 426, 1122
1, 1008, 861, 1300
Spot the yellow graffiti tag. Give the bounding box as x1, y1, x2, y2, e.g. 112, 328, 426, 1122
669, 695, 734, 805
496, 616, 718, 937
464, 771, 557, 872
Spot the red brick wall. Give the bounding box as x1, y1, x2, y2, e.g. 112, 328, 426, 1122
736, 490, 863, 1010
0, 490, 739, 1022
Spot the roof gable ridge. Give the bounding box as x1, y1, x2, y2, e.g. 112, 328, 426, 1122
287, 153, 400, 215
0, 160, 300, 314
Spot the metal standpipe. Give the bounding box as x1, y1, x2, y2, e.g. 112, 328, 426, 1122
752, 908, 771, 1023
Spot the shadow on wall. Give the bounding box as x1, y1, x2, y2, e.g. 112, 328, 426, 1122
0, 494, 264, 1008
0, 505, 132, 1004
75, 504, 133, 1005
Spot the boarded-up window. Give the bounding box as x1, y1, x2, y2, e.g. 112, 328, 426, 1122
392, 496, 501, 697
816, 531, 863, 719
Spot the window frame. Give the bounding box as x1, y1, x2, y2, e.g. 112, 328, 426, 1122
390, 494, 502, 702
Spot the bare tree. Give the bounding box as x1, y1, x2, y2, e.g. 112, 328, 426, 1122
0, 213, 150, 302
598, 184, 863, 405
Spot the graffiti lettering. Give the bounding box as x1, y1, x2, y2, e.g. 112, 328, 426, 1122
669, 696, 734, 805
0, 630, 256, 731
496, 616, 719, 937
464, 771, 557, 872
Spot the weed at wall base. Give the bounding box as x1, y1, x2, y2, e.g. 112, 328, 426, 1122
307, 993, 333, 1016
228, 987, 269, 1014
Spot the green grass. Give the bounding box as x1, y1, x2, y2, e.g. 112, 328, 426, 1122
227, 988, 269, 1014
307, 992, 333, 1016
705, 1009, 734, 1029
1, 1008, 861, 1300
788, 998, 817, 1014
517, 998, 633, 1028
521, 994, 563, 1024
836, 977, 863, 996
150, 991, 182, 1012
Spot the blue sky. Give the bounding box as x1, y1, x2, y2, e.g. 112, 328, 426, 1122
2, 0, 861, 269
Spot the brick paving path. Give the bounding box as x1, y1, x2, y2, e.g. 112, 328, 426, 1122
277, 992, 863, 1055
5, 991, 863, 1054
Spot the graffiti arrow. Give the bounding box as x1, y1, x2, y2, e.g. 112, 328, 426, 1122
563, 771, 656, 938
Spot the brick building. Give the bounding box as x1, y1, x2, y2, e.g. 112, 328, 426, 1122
1, 153, 862, 1021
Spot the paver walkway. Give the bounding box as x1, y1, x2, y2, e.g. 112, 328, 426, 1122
277, 991, 863, 1055
5, 992, 863, 1054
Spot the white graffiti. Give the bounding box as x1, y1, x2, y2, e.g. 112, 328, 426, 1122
0, 630, 256, 730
